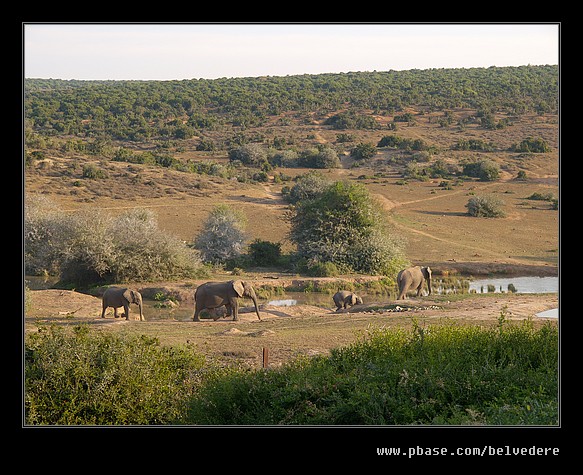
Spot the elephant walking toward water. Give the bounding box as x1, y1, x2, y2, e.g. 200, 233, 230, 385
101, 287, 144, 321
397, 266, 432, 300
333, 291, 363, 311
193, 280, 261, 322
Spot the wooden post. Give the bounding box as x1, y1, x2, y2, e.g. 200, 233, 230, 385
262, 347, 269, 368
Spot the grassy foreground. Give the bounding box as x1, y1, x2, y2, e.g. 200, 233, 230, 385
25, 317, 558, 425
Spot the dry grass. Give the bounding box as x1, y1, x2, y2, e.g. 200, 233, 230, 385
25, 109, 558, 266
24, 107, 558, 367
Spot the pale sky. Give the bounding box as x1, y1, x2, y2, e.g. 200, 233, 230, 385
23, 23, 560, 80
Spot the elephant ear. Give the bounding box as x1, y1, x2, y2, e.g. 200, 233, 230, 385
130, 290, 141, 303
232, 280, 245, 298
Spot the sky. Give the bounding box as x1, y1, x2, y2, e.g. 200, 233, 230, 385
23, 23, 560, 81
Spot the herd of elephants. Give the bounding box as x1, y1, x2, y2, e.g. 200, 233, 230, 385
100, 265, 432, 322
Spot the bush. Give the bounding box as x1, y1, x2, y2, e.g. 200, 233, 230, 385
462, 159, 500, 181
306, 261, 341, 277
298, 146, 341, 169
247, 240, 282, 267
25, 325, 206, 425
350, 142, 377, 161
25, 195, 75, 275
194, 204, 248, 265
527, 192, 555, 201
377, 135, 427, 151
24, 195, 205, 285
513, 137, 551, 153
325, 111, 378, 130
465, 195, 506, 218
82, 163, 107, 179
228, 143, 268, 168
186, 321, 558, 425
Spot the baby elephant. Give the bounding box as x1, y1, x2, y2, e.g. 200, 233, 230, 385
101, 287, 145, 321
333, 291, 363, 311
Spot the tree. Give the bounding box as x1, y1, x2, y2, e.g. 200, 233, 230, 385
282, 171, 331, 204
194, 204, 248, 264
289, 181, 407, 275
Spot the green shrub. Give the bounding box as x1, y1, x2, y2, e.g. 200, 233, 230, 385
513, 137, 551, 153
465, 195, 506, 217
326, 111, 378, 130
306, 261, 341, 277
82, 163, 107, 179
298, 146, 341, 169
350, 142, 377, 161
247, 239, 282, 267
527, 192, 555, 201
462, 159, 500, 181
289, 181, 407, 275
186, 320, 558, 425
25, 325, 206, 425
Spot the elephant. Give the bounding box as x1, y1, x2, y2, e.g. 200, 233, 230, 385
397, 266, 432, 300
193, 280, 261, 322
101, 287, 144, 321
333, 290, 363, 311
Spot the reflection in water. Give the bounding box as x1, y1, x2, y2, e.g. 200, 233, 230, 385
468, 276, 558, 294
267, 299, 298, 307
535, 308, 558, 318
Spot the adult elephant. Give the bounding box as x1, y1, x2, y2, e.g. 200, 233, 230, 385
333, 291, 363, 311
193, 280, 261, 322
101, 287, 144, 321
397, 266, 432, 300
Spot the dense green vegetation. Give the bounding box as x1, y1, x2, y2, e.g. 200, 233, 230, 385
25, 325, 205, 425
289, 180, 407, 276
188, 318, 558, 425
25, 318, 558, 425
25, 66, 557, 142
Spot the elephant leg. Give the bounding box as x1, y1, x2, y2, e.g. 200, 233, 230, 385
124, 304, 130, 321
232, 300, 239, 321
101, 304, 107, 318
416, 284, 423, 297
113, 307, 120, 318
225, 304, 233, 320
193, 305, 201, 322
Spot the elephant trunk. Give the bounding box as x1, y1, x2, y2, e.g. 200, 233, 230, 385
248, 288, 261, 321
426, 277, 432, 295
136, 297, 144, 321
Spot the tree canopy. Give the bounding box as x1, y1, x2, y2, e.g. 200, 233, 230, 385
289, 181, 407, 275
25, 66, 558, 142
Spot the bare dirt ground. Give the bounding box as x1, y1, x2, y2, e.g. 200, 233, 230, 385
25, 284, 558, 368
